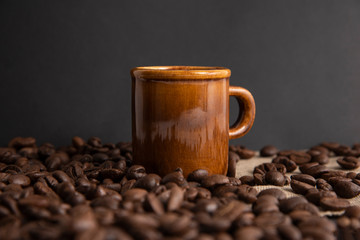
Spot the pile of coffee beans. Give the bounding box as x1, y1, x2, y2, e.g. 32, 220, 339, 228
0, 137, 360, 239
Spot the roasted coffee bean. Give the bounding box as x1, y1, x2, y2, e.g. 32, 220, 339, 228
98, 168, 124, 181
277, 150, 296, 157
201, 175, 229, 188
279, 197, 308, 213
333, 145, 352, 156
321, 170, 347, 181
292, 202, 319, 215
93, 153, 109, 163
265, 171, 286, 186
272, 156, 297, 172
289, 152, 311, 165
260, 145, 278, 157
228, 151, 240, 163
227, 154, 236, 178
161, 171, 186, 186
290, 179, 315, 195
316, 178, 333, 191
239, 175, 254, 186
277, 224, 302, 240
8, 174, 30, 187
187, 169, 209, 183
167, 185, 184, 211
300, 163, 328, 178
291, 174, 316, 186
234, 226, 263, 240
145, 192, 164, 215
237, 185, 258, 203
347, 172, 357, 179
8, 137, 36, 149
320, 197, 350, 211
237, 148, 256, 159
91, 196, 120, 210
344, 206, 360, 218
196, 212, 231, 232
311, 153, 329, 165
337, 156, 360, 170
52, 170, 74, 185
133, 173, 161, 191
305, 190, 337, 205
257, 188, 286, 200
334, 180, 360, 198
195, 199, 219, 214
321, 142, 340, 151
122, 188, 147, 202
72, 136, 86, 148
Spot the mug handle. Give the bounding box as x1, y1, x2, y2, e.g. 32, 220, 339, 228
229, 86, 256, 139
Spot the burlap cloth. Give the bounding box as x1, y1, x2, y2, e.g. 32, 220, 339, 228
235, 152, 360, 217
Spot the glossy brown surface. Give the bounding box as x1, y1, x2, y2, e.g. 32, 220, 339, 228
131, 66, 255, 177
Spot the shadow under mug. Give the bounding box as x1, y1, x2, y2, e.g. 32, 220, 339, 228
131, 66, 255, 177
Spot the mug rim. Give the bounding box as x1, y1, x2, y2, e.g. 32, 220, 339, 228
131, 66, 231, 80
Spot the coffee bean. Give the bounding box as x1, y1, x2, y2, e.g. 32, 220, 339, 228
234, 226, 263, 240
334, 181, 360, 198
290, 179, 315, 195
257, 188, 286, 200
214, 200, 249, 221
237, 148, 256, 159
8, 137, 36, 149
91, 196, 120, 210
300, 163, 328, 178
72, 136, 86, 148
133, 173, 161, 191
334, 145, 352, 156
347, 172, 357, 179
279, 197, 308, 213
321, 142, 340, 151
291, 174, 316, 186
8, 174, 30, 187
265, 171, 286, 186
93, 153, 109, 163
196, 212, 231, 232
300, 227, 336, 240
320, 197, 350, 211
145, 192, 164, 215
277, 224, 302, 240
167, 185, 184, 211
162, 171, 186, 186
237, 185, 257, 203
227, 154, 236, 178
321, 170, 347, 181
201, 175, 229, 188
98, 168, 124, 181
18, 195, 50, 208
272, 156, 297, 172
123, 188, 147, 202
289, 152, 311, 165
305, 190, 337, 205
344, 206, 360, 218
292, 202, 319, 215
260, 145, 278, 157
239, 175, 254, 186
187, 169, 209, 183
337, 156, 360, 170
311, 153, 329, 165
228, 151, 240, 163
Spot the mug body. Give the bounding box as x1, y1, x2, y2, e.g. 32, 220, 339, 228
131, 66, 231, 177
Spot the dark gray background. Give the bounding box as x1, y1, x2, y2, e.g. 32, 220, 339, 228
1, 0, 360, 150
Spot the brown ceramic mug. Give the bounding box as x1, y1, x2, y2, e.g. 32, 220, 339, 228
131, 66, 255, 177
